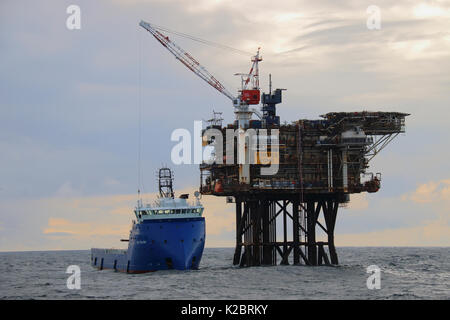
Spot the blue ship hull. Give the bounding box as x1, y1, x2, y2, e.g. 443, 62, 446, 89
91, 217, 205, 273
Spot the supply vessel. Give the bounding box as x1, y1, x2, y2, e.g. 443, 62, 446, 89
91, 168, 205, 273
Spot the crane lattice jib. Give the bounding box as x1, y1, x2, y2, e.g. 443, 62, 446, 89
244, 48, 261, 89
139, 20, 236, 101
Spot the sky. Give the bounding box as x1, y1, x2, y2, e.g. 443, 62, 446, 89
0, 0, 449, 251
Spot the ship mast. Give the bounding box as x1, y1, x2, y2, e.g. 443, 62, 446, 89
158, 168, 174, 199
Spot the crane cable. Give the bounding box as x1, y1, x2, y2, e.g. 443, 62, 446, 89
138, 30, 146, 199
149, 22, 254, 57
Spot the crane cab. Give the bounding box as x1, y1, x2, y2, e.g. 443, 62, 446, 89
241, 89, 260, 105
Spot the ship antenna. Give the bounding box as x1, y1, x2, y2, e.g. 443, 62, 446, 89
136, 29, 147, 203
137, 30, 145, 200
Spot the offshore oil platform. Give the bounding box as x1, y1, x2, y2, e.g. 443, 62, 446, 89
140, 20, 409, 267
200, 108, 408, 267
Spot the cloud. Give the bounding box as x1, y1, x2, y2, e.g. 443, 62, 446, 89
43, 217, 129, 238
200, 195, 235, 236
76, 82, 138, 96
403, 179, 450, 204
55, 182, 80, 198
413, 2, 450, 19
346, 193, 369, 211
336, 178, 450, 246
44, 231, 76, 237
31, 187, 235, 250
337, 216, 450, 246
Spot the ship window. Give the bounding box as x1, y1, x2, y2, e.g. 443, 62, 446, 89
165, 209, 170, 214
175, 209, 181, 214
158, 210, 164, 214
181, 209, 186, 213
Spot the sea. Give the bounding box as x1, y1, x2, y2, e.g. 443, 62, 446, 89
0, 247, 448, 300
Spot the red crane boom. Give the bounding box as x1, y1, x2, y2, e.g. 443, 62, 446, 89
139, 20, 236, 102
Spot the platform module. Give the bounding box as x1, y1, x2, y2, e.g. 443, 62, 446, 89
199, 110, 409, 266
